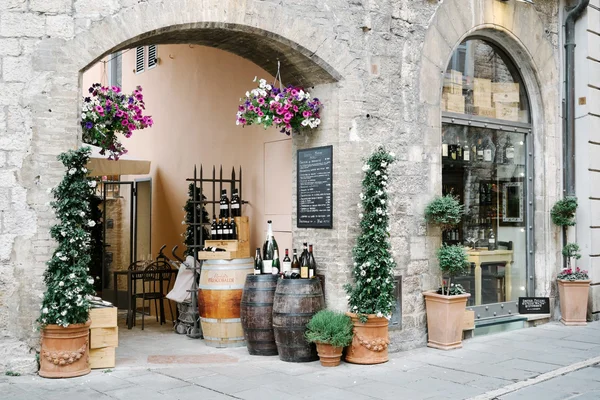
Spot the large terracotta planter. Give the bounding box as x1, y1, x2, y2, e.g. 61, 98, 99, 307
345, 313, 389, 365
39, 320, 91, 379
423, 291, 470, 350
558, 279, 591, 326
315, 342, 343, 367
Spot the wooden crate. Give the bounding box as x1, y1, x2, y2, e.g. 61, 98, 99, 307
473, 93, 492, 108
493, 91, 519, 103
474, 78, 492, 94
90, 327, 118, 349
463, 310, 475, 331
448, 69, 462, 85
472, 106, 496, 118
443, 93, 465, 114
442, 83, 462, 95
90, 307, 117, 329
89, 347, 116, 369
492, 82, 519, 93
200, 216, 250, 260
495, 103, 519, 121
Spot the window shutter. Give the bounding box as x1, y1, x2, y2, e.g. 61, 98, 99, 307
148, 45, 158, 69
135, 46, 145, 74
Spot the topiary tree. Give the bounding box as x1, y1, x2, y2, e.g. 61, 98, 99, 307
344, 147, 397, 323
424, 195, 464, 232
562, 243, 581, 270
182, 183, 210, 256
437, 244, 470, 295
551, 196, 578, 227
38, 147, 97, 327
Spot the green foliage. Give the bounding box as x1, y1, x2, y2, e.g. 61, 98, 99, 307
89, 194, 103, 292
305, 310, 354, 347
551, 196, 578, 227
344, 147, 397, 322
182, 183, 210, 256
437, 283, 467, 296
562, 243, 582, 270
5, 371, 21, 376
37, 147, 96, 327
424, 195, 464, 231
437, 244, 470, 295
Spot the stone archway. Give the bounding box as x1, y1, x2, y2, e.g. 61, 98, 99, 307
418, 0, 561, 301
5, 0, 347, 373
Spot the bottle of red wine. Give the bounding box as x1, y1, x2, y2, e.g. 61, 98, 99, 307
308, 244, 316, 279
210, 215, 217, 240
300, 243, 309, 279
219, 189, 230, 218
230, 217, 237, 240
254, 248, 262, 275
291, 249, 300, 274
230, 189, 241, 217
262, 220, 278, 274
216, 218, 223, 240
282, 249, 292, 274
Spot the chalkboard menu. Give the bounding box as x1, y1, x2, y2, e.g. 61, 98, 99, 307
297, 146, 333, 228
518, 297, 550, 314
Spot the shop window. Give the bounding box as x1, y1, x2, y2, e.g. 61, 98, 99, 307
442, 38, 532, 315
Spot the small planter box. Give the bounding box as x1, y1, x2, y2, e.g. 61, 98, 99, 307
558, 279, 591, 326
89, 307, 118, 369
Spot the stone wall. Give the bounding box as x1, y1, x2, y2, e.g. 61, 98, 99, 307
0, 0, 561, 373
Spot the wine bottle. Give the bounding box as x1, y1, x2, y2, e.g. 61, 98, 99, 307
254, 248, 262, 275
488, 229, 496, 251
262, 220, 278, 274
225, 218, 232, 240
463, 142, 470, 161
291, 249, 300, 274
308, 244, 316, 279
230, 217, 237, 240
300, 243, 309, 279
272, 249, 281, 276
483, 139, 492, 162
216, 218, 223, 240
230, 189, 241, 217
210, 215, 217, 240
457, 140, 463, 159
219, 189, 230, 218
442, 142, 448, 158
504, 136, 515, 164
477, 139, 484, 161
282, 249, 292, 274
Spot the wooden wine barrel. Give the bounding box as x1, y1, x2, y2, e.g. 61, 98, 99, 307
198, 258, 253, 348
273, 279, 325, 362
240, 274, 279, 356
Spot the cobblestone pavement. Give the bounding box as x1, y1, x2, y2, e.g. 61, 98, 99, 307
2, 320, 600, 400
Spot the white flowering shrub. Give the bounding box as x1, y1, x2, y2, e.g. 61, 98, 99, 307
38, 147, 97, 327
345, 147, 397, 323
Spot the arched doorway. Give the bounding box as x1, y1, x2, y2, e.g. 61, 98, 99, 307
441, 37, 534, 323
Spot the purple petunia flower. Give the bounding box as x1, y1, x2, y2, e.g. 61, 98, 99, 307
85, 121, 93, 130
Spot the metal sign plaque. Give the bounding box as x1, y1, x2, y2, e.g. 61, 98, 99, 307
518, 297, 550, 314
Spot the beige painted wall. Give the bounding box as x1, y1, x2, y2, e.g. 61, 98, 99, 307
83, 44, 293, 267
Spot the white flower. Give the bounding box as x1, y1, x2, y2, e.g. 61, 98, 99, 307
389, 152, 395, 157
357, 203, 362, 209
88, 180, 97, 188
314, 118, 321, 126
81, 113, 86, 119
359, 213, 364, 219
366, 261, 371, 266
362, 164, 370, 172
301, 120, 309, 127
87, 277, 94, 284
61, 310, 67, 316
266, 84, 272, 90
359, 193, 365, 200
58, 281, 64, 287
376, 207, 383, 215
68, 168, 77, 175
181, 220, 186, 225
253, 76, 257, 82
79, 211, 85, 217
367, 278, 371, 283
82, 167, 87, 173
382, 175, 388, 180
56, 252, 62, 257
245, 91, 250, 98
377, 312, 383, 318
259, 79, 267, 88
69, 273, 75, 279
42, 307, 48, 314
60, 231, 66, 237
381, 162, 387, 167
257, 117, 262, 123
376, 190, 383, 196
42, 318, 46, 324
360, 270, 366, 276
380, 199, 385, 205
375, 170, 381, 176
88, 220, 96, 227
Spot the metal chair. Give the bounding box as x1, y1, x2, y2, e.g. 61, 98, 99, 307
132, 260, 174, 330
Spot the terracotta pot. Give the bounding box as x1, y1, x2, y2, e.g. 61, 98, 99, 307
315, 342, 343, 367
558, 279, 591, 326
423, 291, 470, 350
345, 313, 389, 365
39, 320, 91, 379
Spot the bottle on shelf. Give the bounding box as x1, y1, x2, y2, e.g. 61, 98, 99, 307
308, 245, 316, 278
488, 229, 496, 251
442, 140, 449, 159
456, 139, 463, 160
504, 136, 515, 164
262, 220, 278, 274
282, 249, 292, 274
291, 249, 300, 274
230, 188, 241, 217
210, 215, 217, 240
483, 139, 493, 162
254, 248, 262, 275
219, 189, 230, 218
230, 217, 237, 240
216, 218, 223, 240
272, 249, 281, 276
300, 246, 310, 279
463, 142, 470, 162
476, 139, 484, 161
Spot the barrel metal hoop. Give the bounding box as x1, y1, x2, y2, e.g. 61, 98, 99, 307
273, 312, 316, 317
273, 326, 310, 331
204, 336, 245, 341
201, 318, 242, 323
240, 302, 274, 307
274, 294, 323, 298
244, 288, 277, 292
199, 285, 245, 290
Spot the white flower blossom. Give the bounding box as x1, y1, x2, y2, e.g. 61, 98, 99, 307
375, 170, 381, 176
360, 270, 366, 276
380, 199, 386, 205
376, 190, 383, 196
61, 310, 67, 316
88, 220, 96, 227
367, 278, 372, 283
87, 277, 94, 285
42, 307, 48, 314
376, 207, 383, 215
82, 167, 87, 173
79, 211, 85, 217
58, 281, 64, 287
359, 193, 365, 200
68, 168, 77, 175
381, 162, 387, 167
60, 231, 66, 237
88, 180, 97, 188
389, 152, 395, 157
382, 175, 388, 180
362, 164, 370, 172
377, 312, 383, 318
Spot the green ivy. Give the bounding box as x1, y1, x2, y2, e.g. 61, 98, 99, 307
551, 196, 578, 227
424, 195, 464, 231
305, 310, 354, 347
344, 147, 397, 323
436, 244, 469, 295
37, 147, 97, 327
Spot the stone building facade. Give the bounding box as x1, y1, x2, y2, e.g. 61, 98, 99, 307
0, 0, 589, 373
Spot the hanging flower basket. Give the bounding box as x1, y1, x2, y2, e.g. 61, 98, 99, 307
81, 84, 154, 160
236, 78, 322, 135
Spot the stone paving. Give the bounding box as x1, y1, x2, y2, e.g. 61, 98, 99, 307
2, 320, 600, 400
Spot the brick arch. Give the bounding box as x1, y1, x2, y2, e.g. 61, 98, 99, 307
64, 2, 343, 87
419, 0, 561, 297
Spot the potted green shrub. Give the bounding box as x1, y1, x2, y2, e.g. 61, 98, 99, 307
344, 147, 396, 365
423, 195, 470, 350
305, 310, 354, 367
551, 197, 590, 326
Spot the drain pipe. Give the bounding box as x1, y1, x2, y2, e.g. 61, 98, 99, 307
563, 0, 589, 267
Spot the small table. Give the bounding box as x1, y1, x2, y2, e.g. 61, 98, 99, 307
466, 248, 514, 306
113, 269, 178, 329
